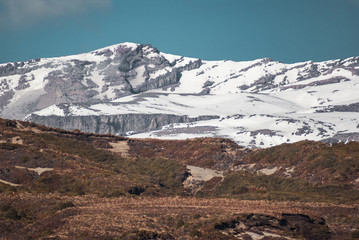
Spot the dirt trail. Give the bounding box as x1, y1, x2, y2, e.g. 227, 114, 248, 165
15, 166, 54, 175
0, 179, 22, 187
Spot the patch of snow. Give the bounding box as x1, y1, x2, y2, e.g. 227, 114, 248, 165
68, 105, 99, 116
160, 52, 183, 64
150, 66, 172, 79
130, 65, 147, 88
2, 42, 359, 148
33, 105, 65, 116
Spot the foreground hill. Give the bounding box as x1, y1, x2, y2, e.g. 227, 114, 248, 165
1, 43, 359, 147
0, 118, 359, 239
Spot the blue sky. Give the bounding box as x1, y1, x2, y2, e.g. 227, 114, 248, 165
0, 0, 358, 64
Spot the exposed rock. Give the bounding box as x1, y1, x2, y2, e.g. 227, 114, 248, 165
216, 213, 331, 240
0, 90, 14, 110
318, 102, 359, 113
27, 113, 219, 135
0, 43, 203, 119
1, 43, 359, 148
281, 76, 349, 90
322, 132, 359, 143
294, 124, 313, 136
250, 129, 279, 137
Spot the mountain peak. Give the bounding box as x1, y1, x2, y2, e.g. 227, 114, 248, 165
1, 43, 359, 148
90, 42, 141, 55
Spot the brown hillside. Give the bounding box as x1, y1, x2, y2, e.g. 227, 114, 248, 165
1, 118, 359, 239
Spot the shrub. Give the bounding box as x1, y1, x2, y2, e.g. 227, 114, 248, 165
5, 120, 17, 128
127, 186, 145, 195
21, 155, 30, 163
352, 230, 359, 239
4, 208, 21, 220
176, 219, 185, 228
108, 189, 124, 197
0, 143, 20, 150
1, 204, 11, 212
189, 229, 202, 237
122, 230, 174, 240
213, 171, 359, 203
53, 201, 75, 212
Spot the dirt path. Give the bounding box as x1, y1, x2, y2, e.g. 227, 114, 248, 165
0, 179, 22, 187
15, 166, 54, 175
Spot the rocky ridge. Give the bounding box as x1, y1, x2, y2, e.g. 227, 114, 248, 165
1, 43, 359, 147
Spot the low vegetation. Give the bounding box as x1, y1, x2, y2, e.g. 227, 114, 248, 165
1, 118, 359, 239
212, 171, 359, 203
239, 140, 359, 185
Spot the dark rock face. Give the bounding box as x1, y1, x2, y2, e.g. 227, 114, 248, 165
281, 213, 330, 240
0, 90, 14, 111
216, 213, 331, 240
250, 129, 279, 137
322, 132, 359, 143
295, 124, 313, 136
27, 114, 219, 135
281, 76, 349, 91
297, 63, 321, 81
318, 102, 359, 113
0, 59, 43, 77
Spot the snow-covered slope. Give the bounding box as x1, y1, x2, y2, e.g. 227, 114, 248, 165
1, 42, 359, 147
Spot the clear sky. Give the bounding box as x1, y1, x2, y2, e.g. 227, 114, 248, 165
0, 0, 358, 64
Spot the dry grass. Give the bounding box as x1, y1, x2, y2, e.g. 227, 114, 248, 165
0, 193, 357, 239
1, 118, 359, 239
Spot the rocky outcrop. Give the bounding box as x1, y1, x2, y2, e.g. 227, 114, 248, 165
318, 102, 359, 113
0, 43, 203, 119
0, 58, 41, 77
0, 90, 14, 111
281, 76, 350, 91
216, 213, 331, 240
1, 43, 359, 148
27, 113, 219, 135
322, 132, 359, 143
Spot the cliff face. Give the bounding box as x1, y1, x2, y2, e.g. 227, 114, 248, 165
27, 114, 219, 135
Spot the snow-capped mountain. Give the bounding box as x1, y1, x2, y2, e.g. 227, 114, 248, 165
1, 42, 359, 147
